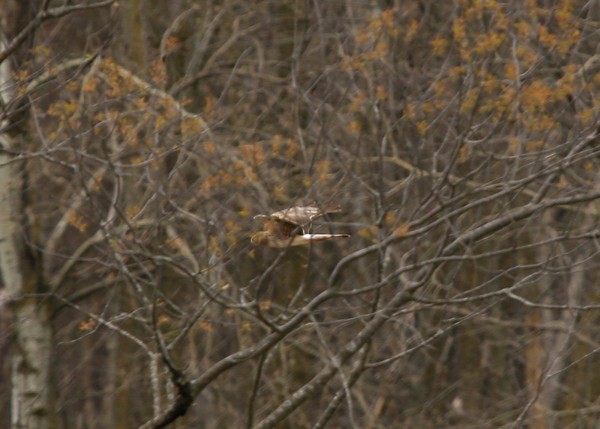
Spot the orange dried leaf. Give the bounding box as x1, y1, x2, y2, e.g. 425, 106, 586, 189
356, 29, 371, 45
285, 139, 298, 157
384, 212, 396, 225
271, 134, 283, 152
452, 17, 466, 43
126, 205, 141, 220
525, 140, 544, 152
66, 209, 88, 233
405, 19, 419, 42
348, 120, 362, 134
150, 59, 166, 85
199, 321, 213, 332
431, 36, 448, 56
79, 319, 97, 332
381, 8, 394, 29
164, 36, 180, 53
225, 219, 237, 232
350, 91, 366, 112
458, 145, 469, 163
393, 222, 410, 238
358, 225, 378, 241
203, 141, 216, 155
405, 102, 418, 120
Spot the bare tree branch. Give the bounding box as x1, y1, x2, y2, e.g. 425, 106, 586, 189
0, 1, 116, 64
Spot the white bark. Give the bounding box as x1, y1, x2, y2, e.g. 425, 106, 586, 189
0, 38, 51, 429
9, 300, 51, 429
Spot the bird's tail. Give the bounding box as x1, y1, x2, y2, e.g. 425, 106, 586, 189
324, 205, 342, 215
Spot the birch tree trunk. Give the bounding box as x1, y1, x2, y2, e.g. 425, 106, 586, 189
0, 39, 51, 429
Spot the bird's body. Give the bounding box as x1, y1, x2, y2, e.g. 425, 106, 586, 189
251, 205, 349, 248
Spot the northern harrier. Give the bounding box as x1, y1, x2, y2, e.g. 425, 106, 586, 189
251, 206, 350, 247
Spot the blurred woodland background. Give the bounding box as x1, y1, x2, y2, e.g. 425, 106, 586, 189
1, 0, 600, 428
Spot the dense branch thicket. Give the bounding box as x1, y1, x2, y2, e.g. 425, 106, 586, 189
1, 1, 600, 428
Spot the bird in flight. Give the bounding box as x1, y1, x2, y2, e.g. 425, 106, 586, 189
251, 205, 350, 247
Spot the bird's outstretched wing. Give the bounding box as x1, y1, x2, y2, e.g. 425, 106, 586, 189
251, 205, 348, 247
269, 205, 341, 233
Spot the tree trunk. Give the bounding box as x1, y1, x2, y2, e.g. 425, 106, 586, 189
0, 39, 52, 429
120, 0, 148, 75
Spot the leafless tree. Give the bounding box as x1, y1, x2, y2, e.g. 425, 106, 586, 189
1, 1, 600, 429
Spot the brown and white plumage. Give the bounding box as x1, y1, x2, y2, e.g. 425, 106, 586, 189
251, 205, 349, 247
